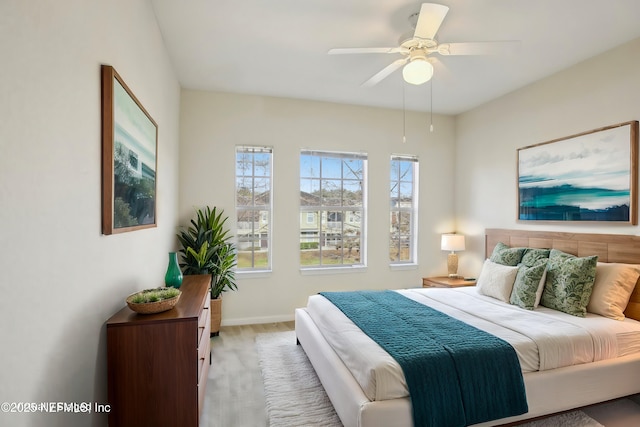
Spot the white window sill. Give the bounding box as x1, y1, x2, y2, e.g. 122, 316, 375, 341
236, 269, 272, 279
300, 265, 367, 276
389, 263, 418, 271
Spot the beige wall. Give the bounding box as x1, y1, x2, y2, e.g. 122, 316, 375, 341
0, 1, 180, 426
455, 37, 640, 276
179, 90, 457, 324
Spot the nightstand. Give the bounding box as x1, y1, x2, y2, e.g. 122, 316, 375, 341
422, 276, 476, 288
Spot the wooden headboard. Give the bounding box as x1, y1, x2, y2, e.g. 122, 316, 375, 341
485, 228, 640, 321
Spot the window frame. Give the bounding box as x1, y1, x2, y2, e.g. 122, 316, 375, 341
389, 154, 419, 266
235, 146, 273, 273
300, 150, 367, 270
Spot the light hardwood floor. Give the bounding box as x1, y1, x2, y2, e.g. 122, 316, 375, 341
199, 322, 640, 427
199, 322, 294, 427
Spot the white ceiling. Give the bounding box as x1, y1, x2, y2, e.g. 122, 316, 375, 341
151, 0, 640, 115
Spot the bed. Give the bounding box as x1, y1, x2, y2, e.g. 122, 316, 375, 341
295, 229, 640, 427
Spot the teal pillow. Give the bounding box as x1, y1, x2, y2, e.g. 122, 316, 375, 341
490, 242, 525, 266
540, 249, 598, 317
510, 259, 547, 310
521, 248, 550, 268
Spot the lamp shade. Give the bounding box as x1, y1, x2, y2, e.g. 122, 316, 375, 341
402, 58, 433, 85
441, 234, 465, 252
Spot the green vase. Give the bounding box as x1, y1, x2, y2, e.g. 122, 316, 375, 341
165, 252, 183, 288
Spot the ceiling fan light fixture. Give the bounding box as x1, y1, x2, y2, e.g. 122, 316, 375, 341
402, 57, 433, 85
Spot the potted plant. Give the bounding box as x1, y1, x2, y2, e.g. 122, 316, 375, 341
177, 206, 237, 336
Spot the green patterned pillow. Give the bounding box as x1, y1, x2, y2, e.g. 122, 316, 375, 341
521, 248, 550, 268
510, 259, 547, 310
540, 249, 598, 317
490, 242, 526, 266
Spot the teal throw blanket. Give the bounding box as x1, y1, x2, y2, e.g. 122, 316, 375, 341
320, 290, 527, 427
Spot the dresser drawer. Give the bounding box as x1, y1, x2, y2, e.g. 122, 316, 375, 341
197, 308, 211, 380
198, 300, 211, 345
198, 330, 211, 383
197, 356, 209, 411
197, 292, 210, 334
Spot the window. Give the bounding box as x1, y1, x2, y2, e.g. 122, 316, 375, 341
300, 150, 367, 268
236, 146, 272, 271
390, 155, 418, 264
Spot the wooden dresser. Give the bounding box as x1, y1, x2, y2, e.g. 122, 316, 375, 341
106, 274, 211, 427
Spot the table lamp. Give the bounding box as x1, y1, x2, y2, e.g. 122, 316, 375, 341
441, 234, 465, 278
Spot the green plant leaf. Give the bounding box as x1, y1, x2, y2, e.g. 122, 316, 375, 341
176, 206, 237, 297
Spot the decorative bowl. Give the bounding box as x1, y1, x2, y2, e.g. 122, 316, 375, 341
126, 287, 181, 314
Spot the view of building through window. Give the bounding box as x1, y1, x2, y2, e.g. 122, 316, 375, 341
300, 150, 366, 267
390, 155, 418, 264
235, 146, 272, 270
235, 149, 416, 270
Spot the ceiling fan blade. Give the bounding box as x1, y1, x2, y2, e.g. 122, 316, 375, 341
362, 58, 408, 87
414, 3, 450, 40
328, 47, 406, 55
438, 41, 521, 56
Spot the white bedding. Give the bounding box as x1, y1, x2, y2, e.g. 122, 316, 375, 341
306, 287, 640, 402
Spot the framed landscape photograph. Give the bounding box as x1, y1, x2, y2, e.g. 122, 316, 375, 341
101, 65, 158, 234
517, 121, 638, 224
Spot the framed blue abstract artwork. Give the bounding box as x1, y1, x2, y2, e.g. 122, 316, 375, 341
518, 121, 638, 223
101, 65, 158, 235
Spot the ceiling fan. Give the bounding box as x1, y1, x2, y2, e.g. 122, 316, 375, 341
329, 3, 520, 87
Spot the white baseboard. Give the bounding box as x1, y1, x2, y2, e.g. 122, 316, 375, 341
221, 313, 295, 326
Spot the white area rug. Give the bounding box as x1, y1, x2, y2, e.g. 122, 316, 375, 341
256, 331, 342, 426
519, 410, 603, 427
256, 331, 603, 427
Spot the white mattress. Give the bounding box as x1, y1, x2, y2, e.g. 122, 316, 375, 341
306, 287, 640, 402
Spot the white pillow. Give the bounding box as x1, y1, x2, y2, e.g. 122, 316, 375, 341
534, 267, 548, 308
587, 262, 640, 320
476, 259, 519, 302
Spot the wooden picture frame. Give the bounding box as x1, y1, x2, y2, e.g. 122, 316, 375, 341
517, 121, 638, 224
101, 65, 158, 234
